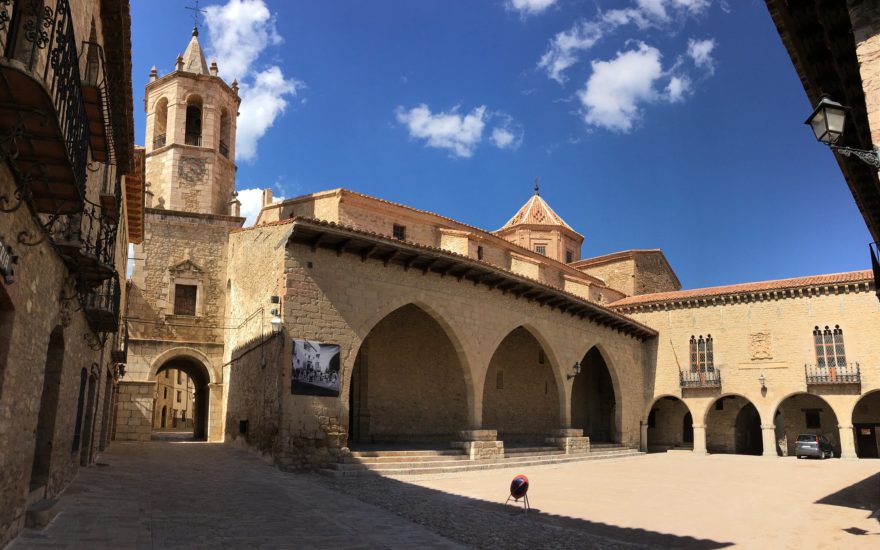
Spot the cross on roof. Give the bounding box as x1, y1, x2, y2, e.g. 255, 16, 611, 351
185, 0, 207, 35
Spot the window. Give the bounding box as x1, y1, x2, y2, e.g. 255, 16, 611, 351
392, 224, 406, 241
689, 335, 714, 372
805, 410, 821, 429
535, 244, 546, 255
477, 246, 484, 260
566, 249, 573, 263
177, 391, 182, 403
185, 96, 203, 146
177, 370, 182, 385
165, 370, 169, 379
164, 388, 168, 399
814, 325, 846, 368
174, 284, 197, 316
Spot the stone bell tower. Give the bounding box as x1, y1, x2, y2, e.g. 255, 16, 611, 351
143, 27, 241, 215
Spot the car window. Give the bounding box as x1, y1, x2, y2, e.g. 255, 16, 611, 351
797, 434, 817, 442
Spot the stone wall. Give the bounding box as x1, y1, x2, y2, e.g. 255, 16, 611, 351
226, 227, 650, 469
647, 397, 690, 449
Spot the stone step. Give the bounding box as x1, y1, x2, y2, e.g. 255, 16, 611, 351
349, 449, 464, 458
25, 498, 60, 529
319, 450, 644, 478
504, 446, 562, 455
343, 454, 470, 464
27, 483, 46, 508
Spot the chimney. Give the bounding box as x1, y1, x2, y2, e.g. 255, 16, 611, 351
262, 188, 273, 207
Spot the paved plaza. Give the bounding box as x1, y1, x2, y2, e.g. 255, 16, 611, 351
10, 442, 880, 549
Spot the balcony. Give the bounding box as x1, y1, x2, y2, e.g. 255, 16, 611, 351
79, 40, 115, 164
82, 273, 119, 333
184, 133, 201, 146
680, 369, 722, 389
0, 0, 89, 215
805, 363, 860, 385
109, 319, 127, 363
219, 139, 229, 158
51, 201, 116, 285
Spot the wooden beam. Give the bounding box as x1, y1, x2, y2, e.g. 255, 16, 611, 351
438, 263, 456, 278
335, 238, 351, 257
403, 255, 420, 271
360, 244, 379, 262
310, 232, 326, 252
383, 250, 399, 267
421, 258, 441, 275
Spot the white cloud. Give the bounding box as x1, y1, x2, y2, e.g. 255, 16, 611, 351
578, 43, 665, 132
490, 114, 524, 150
508, 0, 557, 16
236, 187, 285, 226
538, 0, 713, 83
687, 38, 716, 73
665, 75, 691, 102
205, 0, 300, 162
396, 105, 487, 158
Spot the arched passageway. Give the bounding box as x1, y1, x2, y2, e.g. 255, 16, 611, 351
30, 327, 65, 486
646, 396, 692, 452
348, 304, 468, 447
153, 358, 210, 440
482, 327, 559, 445
572, 347, 617, 443
706, 395, 762, 455
853, 391, 880, 458
774, 393, 840, 457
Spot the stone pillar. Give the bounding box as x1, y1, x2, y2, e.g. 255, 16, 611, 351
761, 425, 778, 457
640, 421, 649, 452
692, 424, 707, 455
838, 424, 858, 459
114, 381, 156, 441
453, 430, 504, 461
546, 428, 589, 454
207, 383, 225, 442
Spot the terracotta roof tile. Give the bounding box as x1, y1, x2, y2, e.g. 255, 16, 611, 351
610, 270, 873, 308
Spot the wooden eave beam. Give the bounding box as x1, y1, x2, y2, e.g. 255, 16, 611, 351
383, 250, 399, 267
310, 232, 327, 252
360, 244, 380, 262
335, 238, 351, 257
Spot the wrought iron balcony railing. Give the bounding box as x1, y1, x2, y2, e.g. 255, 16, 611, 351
152, 133, 166, 149
185, 133, 201, 146
50, 200, 116, 285
805, 363, 860, 385
0, 0, 90, 215
109, 318, 127, 363
219, 139, 229, 158
680, 369, 722, 388
82, 273, 120, 333
78, 40, 115, 165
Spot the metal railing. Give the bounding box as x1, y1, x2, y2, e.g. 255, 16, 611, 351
680, 369, 722, 388
82, 273, 120, 333
78, 39, 116, 165
152, 133, 166, 149
1, 0, 89, 202
219, 139, 229, 158
805, 363, 860, 385
184, 133, 201, 146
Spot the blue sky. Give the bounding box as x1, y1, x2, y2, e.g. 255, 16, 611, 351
130, 0, 872, 290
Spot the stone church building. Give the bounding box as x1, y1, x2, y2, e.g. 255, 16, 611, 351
113, 28, 880, 472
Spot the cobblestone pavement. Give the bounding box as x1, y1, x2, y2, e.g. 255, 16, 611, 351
333, 453, 878, 549
11, 442, 462, 549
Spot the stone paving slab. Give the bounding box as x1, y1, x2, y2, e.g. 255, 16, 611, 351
10, 442, 462, 549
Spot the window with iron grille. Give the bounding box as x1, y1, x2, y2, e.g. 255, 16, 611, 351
174, 284, 197, 316
813, 325, 846, 368
689, 334, 714, 372
535, 244, 546, 255
392, 224, 406, 241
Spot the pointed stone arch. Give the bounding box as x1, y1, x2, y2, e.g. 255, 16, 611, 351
572, 343, 622, 443
345, 302, 472, 447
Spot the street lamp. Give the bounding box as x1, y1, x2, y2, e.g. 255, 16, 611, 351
805, 96, 880, 167
270, 309, 283, 334
758, 372, 766, 390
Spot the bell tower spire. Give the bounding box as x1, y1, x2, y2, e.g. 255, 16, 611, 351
142, 27, 241, 215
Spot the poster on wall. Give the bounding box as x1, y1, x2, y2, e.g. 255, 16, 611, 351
291, 339, 341, 397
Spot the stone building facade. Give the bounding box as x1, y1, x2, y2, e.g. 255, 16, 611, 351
0, 0, 138, 546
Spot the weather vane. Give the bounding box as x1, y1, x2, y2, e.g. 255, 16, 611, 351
185, 0, 207, 35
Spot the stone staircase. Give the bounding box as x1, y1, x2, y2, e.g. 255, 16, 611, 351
319, 443, 642, 478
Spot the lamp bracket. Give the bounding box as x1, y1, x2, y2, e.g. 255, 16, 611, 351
830, 145, 880, 168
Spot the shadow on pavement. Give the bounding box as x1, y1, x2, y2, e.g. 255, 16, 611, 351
816, 472, 880, 512
321, 470, 733, 549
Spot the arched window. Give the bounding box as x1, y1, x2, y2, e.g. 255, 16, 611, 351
689, 334, 714, 372
219, 108, 230, 158
153, 97, 168, 149
814, 325, 846, 368
185, 95, 203, 146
